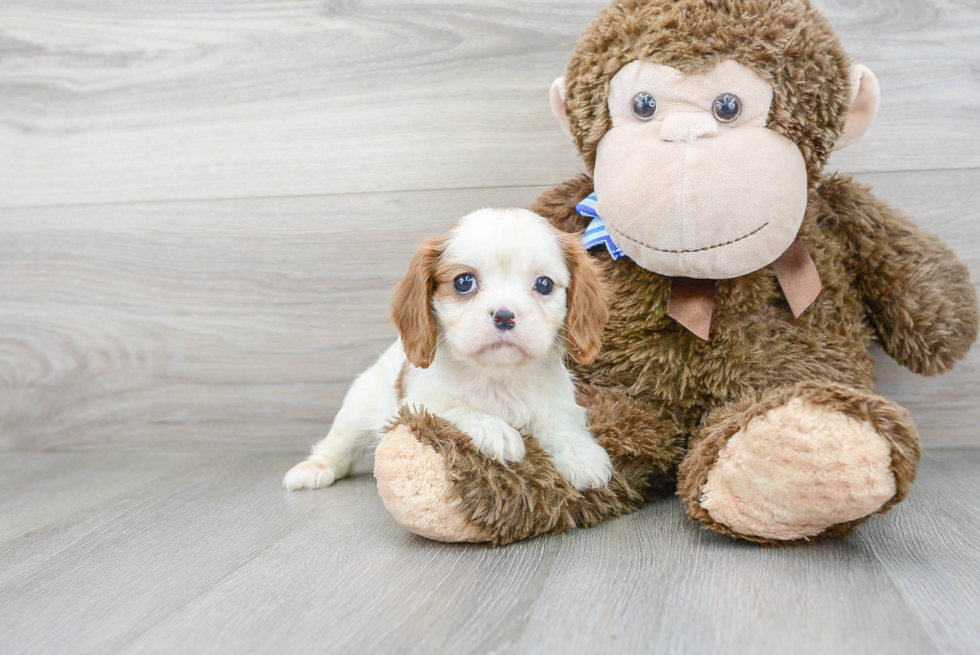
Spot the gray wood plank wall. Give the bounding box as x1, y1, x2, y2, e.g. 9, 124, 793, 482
1, 0, 978, 451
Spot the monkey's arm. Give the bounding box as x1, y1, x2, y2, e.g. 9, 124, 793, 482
374, 384, 685, 545
824, 175, 978, 376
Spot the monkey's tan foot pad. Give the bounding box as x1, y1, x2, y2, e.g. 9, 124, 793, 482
374, 425, 488, 543
679, 384, 920, 543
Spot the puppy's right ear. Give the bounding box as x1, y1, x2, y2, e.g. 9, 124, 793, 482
391, 236, 445, 369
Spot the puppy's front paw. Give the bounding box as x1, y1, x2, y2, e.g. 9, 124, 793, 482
283, 458, 340, 491
549, 440, 614, 490
454, 415, 526, 464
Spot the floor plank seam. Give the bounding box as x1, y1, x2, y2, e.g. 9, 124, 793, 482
2, 165, 977, 212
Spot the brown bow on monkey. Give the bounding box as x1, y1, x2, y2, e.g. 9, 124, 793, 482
551, 47, 880, 339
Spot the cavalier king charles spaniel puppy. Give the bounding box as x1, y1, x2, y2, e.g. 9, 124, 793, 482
284, 208, 613, 491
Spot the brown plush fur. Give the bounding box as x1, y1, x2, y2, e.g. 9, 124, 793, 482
380, 0, 978, 545
822, 176, 980, 376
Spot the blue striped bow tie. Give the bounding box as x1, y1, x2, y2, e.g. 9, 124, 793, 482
576, 193, 626, 260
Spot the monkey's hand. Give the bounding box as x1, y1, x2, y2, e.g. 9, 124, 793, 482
825, 175, 978, 376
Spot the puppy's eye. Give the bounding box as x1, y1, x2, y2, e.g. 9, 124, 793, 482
534, 276, 554, 295
712, 93, 741, 123
453, 273, 477, 295
631, 92, 658, 121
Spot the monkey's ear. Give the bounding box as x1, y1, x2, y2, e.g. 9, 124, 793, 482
834, 64, 880, 151
550, 77, 572, 138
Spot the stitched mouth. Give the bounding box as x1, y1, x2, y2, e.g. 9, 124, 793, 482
608, 222, 769, 254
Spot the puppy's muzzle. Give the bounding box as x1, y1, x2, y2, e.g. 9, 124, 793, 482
492, 309, 516, 331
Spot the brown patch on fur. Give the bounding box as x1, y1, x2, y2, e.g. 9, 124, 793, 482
391, 236, 446, 369
431, 262, 479, 308
431, 281, 461, 306
432, 261, 473, 290
394, 362, 410, 403
677, 381, 921, 545
560, 232, 609, 364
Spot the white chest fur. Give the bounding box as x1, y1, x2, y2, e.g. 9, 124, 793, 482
402, 351, 572, 433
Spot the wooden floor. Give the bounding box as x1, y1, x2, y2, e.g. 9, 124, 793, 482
0, 449, 978, 655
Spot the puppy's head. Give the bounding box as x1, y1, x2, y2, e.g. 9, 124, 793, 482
391, 208, 607, 369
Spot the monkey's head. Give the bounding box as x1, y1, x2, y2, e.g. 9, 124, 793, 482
550, 0, 879, 279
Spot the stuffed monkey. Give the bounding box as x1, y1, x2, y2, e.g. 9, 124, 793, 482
372, 0, 978, 545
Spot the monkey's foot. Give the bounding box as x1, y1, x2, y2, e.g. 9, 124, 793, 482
678, 382, 920, 544
374, 425, 487, 543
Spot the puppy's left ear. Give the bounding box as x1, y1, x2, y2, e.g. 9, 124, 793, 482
560, 234, 608, 365
391, 236, 445, 369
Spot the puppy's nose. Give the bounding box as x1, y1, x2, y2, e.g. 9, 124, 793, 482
492, 309, 516, 331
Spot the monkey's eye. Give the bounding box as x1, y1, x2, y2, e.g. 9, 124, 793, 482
712, 93, 742, 123
631, 92, 658, 121
534, 276, 554, 295
453, 273, 477, 295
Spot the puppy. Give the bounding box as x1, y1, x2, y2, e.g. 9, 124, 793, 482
283, 208, 613, 491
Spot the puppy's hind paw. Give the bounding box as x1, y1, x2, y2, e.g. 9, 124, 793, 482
550, 441, 614, 491
283, 459, 340, 491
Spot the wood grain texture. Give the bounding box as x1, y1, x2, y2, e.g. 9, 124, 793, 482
2, 450, 979, 654
1, 0, 978, 207
0, 186, 547, 451
858, 450, 980, 654
0, 0, 977, 451
1, 170, 978, 450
